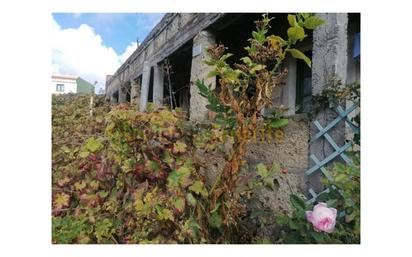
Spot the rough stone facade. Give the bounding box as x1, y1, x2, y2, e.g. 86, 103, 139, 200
139, 61, 150, 111
246, 117, 309, 215
152, 65, 164, 106
245, 115, 309, 174
118, 85, 127, 103
130, 79, 140, 108
189, 30, 216, 121
309, 13, 349, 192
312, 13, 348, 94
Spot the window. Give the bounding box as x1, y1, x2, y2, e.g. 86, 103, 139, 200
56, 84, 65, 92
353, 32, 360, 60
295, 50, 312, 113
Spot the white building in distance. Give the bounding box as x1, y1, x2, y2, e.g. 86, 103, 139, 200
52, 74, 94, 94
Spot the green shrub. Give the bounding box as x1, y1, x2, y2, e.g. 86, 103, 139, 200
52, 96, 212, 243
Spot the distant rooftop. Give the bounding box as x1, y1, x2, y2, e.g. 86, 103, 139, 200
52, 74, 78, 80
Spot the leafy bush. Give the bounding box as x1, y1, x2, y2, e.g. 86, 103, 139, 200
52, 95, 210, 243
320, 157, 360, 243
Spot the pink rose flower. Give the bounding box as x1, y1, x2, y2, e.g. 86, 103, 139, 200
305, 202, 337, 233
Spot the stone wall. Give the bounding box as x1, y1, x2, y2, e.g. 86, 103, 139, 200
196, 115, 310, 217
245, 115, 310, 215
309, 13, 349, 191
245, 115, 309, 174
189, 30, 216, 121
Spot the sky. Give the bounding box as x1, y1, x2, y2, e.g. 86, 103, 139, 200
51, 13, 164, 93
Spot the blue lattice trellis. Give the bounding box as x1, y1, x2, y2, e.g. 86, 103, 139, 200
305, 102, 359, 205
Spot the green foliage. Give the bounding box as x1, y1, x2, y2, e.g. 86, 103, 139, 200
285, 13, 325, 44
231, 162, 283, 233
287, 26, 306, 44
269, 119, 289, 129
290, 194, 306, 211
319, 157, 361, 243
195, 79, 227, 114
275, 195, 339, 244
255, 162, 279, 190
312, 79, 360, 111
52, 215, 93, 244
189, 181, 208, 197
52, 95, 210, 244
286, 48, 311, 67
276, 158, 360, 244
84, 137, 103, 153
209, 211, 223, 229
263, 107, 289, 129
302, 15, 326, 29
95, 218, 116, 243
312, 79, 360, 146
195, 79, 236, 129
192, 123, 232, 152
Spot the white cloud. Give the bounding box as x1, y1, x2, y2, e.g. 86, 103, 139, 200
119, 42, 138, 64
51, 16, 136, 93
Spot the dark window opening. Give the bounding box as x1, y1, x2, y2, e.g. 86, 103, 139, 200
163, 40, 192, 116
125, 82, 131, 102
148, 67, 154, 103
113, 90, 119, 104
348, 13, 361, 84
296, 50, 312, 113
136, 75, 142, 89
349, 13, 361, 61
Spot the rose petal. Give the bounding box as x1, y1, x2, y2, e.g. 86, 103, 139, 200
314, 202, 327, 210
324, 222, 335, 233
305, 211, 314, 223
331, 208, 338, 219
314, 221, 326, 232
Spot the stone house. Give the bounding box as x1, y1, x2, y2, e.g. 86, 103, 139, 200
105, 13, 360, 210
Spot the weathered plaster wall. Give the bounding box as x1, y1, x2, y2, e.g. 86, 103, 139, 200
130, 79, 140, 108
189, 30, 216, 121
152, 64, 164, 106
196, 115, 310, 218
309, 13, 349, 192
312, 13, 348, 94
139, 61, 151, 111
245, 115, 309, 174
